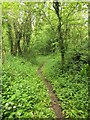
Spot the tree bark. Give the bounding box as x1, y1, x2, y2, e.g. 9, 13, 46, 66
14, 23, 22, 56
88, 2, 90, 66
53, 1, 65, 72
88, 2, 90, 119
7, 23, 14, 55
13, 41, 17, 56
17, 39, 22, 55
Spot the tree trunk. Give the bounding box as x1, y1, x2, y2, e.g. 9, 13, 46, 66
7, 23, 14, 55
88, 2, 90, 66
13, 42, 17, 56
53, 1, 65, 72
88, 2, 90, 119
14, 23, 22, 56
17, 39, 22, 55
58, 22, 65, 71
10, 38, 14, 55
2, 48, 6, 64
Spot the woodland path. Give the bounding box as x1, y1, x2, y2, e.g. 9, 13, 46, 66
37, 64, 64, 119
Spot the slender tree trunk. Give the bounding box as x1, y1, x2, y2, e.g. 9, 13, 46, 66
2, 48, 6, 64
13, 42, 17, 55
58, 22, 65, 69
10, 38, 14, 55
14, 23, 22, 56
17, 39, 22, 55
7, 23, 14, 55
53, 1, 65, 72
88, 2, 90, 66
88, 2, 90, 119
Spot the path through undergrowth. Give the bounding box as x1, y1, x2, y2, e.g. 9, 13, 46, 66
38, 64, 64, 119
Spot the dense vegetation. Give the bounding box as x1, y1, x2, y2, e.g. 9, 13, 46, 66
2, 55, 55, 119
2, 1, 90, 119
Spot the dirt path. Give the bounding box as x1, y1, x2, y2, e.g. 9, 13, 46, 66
38, 64, 64, 119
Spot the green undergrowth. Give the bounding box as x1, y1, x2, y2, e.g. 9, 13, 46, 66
41, 54, 88, 118
2, 54, 55, 119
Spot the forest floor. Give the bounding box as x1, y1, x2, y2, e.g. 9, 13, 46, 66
2, 54, 88, 119
37, 54, 88, 118
37, 63, 64, 119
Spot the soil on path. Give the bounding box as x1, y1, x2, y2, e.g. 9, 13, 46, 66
38, 64, 64, 120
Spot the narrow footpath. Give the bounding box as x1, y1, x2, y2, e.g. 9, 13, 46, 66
38, 64, 64, 119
